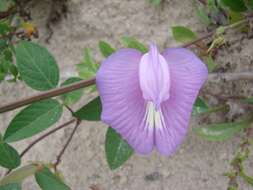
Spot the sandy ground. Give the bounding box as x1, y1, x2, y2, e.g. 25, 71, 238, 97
1, 0, 253, 189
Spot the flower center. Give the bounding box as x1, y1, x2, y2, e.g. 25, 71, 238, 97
144, 101, 166, 129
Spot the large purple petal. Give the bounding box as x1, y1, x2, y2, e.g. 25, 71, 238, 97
96, 49, 154, 154
155, 48, 208, 156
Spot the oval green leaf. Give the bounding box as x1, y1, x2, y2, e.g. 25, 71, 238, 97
0, 141, 20, 169
221, 0, 247, 12
98, 41, 115, 58
192, 97, 209, 116
171, 26, 197, 43
35, 167, 70, 190
61, 77, 83, 105
194, 120, 251, 141
4, 99, 63, 142
15, 41, 59, 91
105, 127, 133, 170
74, 97, 101, 121
0, 164, 38, 186
0, 183, 21, 190
121, 37, 148, 53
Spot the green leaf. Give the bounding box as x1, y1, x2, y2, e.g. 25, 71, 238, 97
61, 77, 83, 105
73, 97, 101, 121
0, 164, 38, 186
15, 41, 59, 91
204, 55, 217, 72
241, 97, 253, 104
194, 120, 251, 141
192, 97, 209, 116
250, 0, 253, 9
148, 0, 161, 6
0, 0, 14, 12
0, 140, 20, 169
35, 167, 70, 190
171, 26, 197, 43
229, 11, 244, 24
121, 37, 148, 53
196, 7, 211, 25
221, 0, 247, 12
0, 183, 21, 190
4, 99, 63, 142
98, 41, 115, 58
105, 127, 133, 170
0, 22, 11, 35
240, 172, 253, 186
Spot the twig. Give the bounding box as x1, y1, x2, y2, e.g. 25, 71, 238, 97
4, 118, 76, 176
0, 7, 16, 19
20, 118, 76, 158
0, 78, 96, 113
53, 119, 81, 169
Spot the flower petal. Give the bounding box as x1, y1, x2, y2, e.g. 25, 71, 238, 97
155, 48, 208, 156
96, 49, 154, 154
139, 43, 170, 108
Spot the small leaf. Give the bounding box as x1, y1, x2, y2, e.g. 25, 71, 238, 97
0, 141, 20, 169
0, 22, 11, 35
194, 120, 251, 141
240, 172, 253, 186
192, 97, 209, 116
35, 167, 70, 190
74, 97, 101, 121
98, 41, 115, 58
148, 0, 161, 6
221, 0, 247, 12
0, 183, 21, 190
204, 55, 217, 72
0, 164, 38, 186
196, 7, 211, 25
4, 99, 63, 142
0, 0, 14, 12
241, 97, 253, 104
15, 41, 59, 91
61, 77, 83, 105
105, 127, 133, 170
171, 26, 197, 43
121, 37, 148, 53
250, 0, 253, 9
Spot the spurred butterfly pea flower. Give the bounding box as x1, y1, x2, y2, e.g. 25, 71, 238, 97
96, 43, 208, 156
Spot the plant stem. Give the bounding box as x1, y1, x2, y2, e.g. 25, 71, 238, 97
20, 118, 76, 158
0, 18, 251, 114
4, 118, 76, 176
0, 78, 96, 113
53, 119, 81, 169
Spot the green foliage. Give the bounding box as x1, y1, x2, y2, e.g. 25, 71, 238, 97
76, 48, 98, 79
4, 99, 63, 142
61, 77, 83, 106
196, 7, 212, 25
98, 41, 115, 58
194, 120, 252, 141
0, 139, 20, 169
0, 183, 21, 190
192, 97, 209, 116
148, 0, 161, 6
0, 0, 14, 12
221, 0, 247, 12
15, 41, 59, 91
171, 26, 197, 43
204, 55, 217, 72
35, 167, 70, 190
0, 164, 37, 186
241, 97, 253, 104
240, 172, 253, 186
105, 127, 133, 170
74, 97, 102, 121
121, 37, 148, 53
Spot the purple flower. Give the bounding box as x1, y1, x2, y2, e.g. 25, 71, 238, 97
96, 43, 208, 156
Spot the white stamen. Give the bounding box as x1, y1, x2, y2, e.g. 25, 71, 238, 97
144, 102, 166, 129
